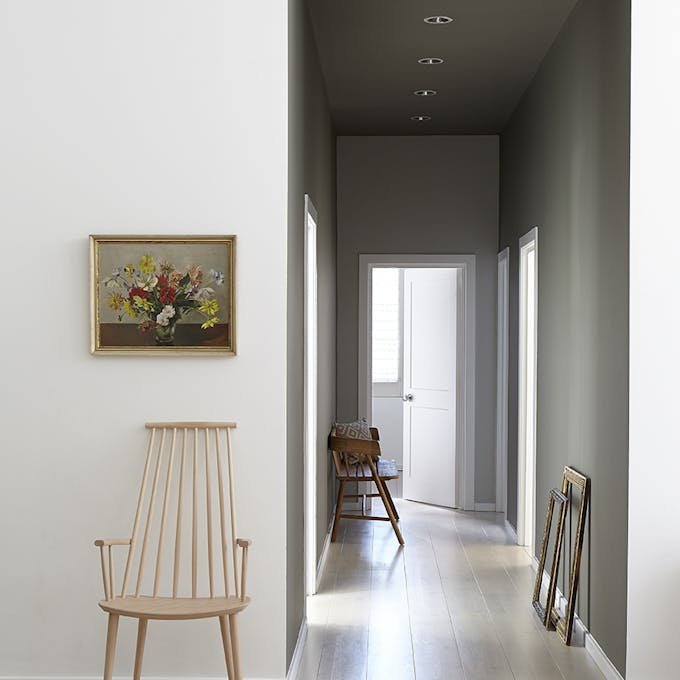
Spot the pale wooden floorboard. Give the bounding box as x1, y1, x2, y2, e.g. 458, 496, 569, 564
300, 500, 605, 680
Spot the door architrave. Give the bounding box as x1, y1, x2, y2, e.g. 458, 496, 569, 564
358, 254, 476, 511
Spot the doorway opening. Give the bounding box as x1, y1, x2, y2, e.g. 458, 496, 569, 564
517, 228, 538, 551
304, 195, 318, 597
358, 254, 476, 511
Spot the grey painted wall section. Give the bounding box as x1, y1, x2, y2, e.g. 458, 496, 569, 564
287, 0, 337, 668
499, 0, 630, 673
304, 26, 338, 575
336, 136, 499, 504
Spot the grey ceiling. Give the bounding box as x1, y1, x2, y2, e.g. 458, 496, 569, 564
306, 1, 578, 135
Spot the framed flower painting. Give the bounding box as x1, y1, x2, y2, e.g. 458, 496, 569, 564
90, 235, 235, 355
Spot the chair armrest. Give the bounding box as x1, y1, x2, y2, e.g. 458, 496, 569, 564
94, 538, 130, 600
94, 538, 131, 547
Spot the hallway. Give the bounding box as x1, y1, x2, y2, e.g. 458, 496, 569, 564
297, 501, 605, 680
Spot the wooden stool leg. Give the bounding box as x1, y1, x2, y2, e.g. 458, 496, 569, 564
381, 481, 399, 520
331, 480, 346, 542
103, 614, 119, 680
133, 618, 148, 680
367, 457, 404, 545
219, 615, 235, 679
229, 614, 243, 680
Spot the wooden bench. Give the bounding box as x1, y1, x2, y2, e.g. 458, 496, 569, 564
329, 426, 404, 545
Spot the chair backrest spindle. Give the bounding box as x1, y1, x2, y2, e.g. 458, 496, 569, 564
192, 427, 198, 597
204, 428, 215, 597
123, 422, 238, 601
226, 427, 239, 598
153, 427, 177, 597
172, 428, 188, 598
120, 427, 156, 598
135, 428, 166, 597
215, 428, 231, 597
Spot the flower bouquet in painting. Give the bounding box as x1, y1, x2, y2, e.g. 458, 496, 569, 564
91, 235, 235, 354
102, 255, 225, 346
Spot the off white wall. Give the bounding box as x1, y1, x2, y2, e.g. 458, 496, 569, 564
336, 136, 499, 505
0, 2, 288, 678
627, 1, 680, 677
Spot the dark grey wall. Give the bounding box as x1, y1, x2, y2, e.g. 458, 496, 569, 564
287, 0, 336, 667
307, 36, 338, 573
336, 135, 499, 504
500, 0, 630, 673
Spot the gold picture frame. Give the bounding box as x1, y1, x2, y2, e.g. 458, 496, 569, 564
90, 235, 236, 355
550, 466, 590, 644
532, 488, 568, 626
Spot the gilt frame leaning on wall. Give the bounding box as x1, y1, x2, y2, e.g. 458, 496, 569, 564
532, 487, 568, 627
550, 465, 590, 645
90, 235, 236, 355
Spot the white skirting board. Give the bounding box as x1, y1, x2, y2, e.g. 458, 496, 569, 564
531, 557, 623, 680
315, 525, 332, 592
474, 502, 497, 512
286, 617, 308, 680
505, 520, 518, 543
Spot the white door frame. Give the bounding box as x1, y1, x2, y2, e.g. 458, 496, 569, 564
303, 195, 318, 596
517, 228, 538, 548
358, 254, 476, 511
496, 248, 510, 516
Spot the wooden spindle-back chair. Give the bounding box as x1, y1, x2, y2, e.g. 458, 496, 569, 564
94, 422, 251, 680
329, 426, 404, 545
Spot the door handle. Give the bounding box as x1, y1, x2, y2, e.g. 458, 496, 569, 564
403, 394, 414, 402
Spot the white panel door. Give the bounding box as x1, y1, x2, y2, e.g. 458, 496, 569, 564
402, 268, 457, 507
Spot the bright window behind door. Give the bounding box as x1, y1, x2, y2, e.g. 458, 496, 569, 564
372, 268, 400, 383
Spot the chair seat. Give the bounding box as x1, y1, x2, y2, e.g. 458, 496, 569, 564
336, 458, 399, 482
99, 595, 250, 620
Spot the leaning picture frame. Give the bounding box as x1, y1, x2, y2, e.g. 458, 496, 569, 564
532, 487, 568, 627
90, 235, 236, 355
550, 466, 590, 645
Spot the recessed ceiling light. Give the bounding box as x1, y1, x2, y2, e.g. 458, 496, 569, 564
414, 89, 437, 97
410, 115, 432, 122
424, 15, 453, 25
418, 57, 444, 65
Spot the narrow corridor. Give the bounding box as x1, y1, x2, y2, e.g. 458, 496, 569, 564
298, 501, 605, 680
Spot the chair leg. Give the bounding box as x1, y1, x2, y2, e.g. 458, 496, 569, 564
367, 458, 404, 545
103, 614, 119, 680
133, 618, 148, 680
229, 614, 243, 680
383, 481, 399, 520
330, 480, 346, 542
219, 615, 236, 679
